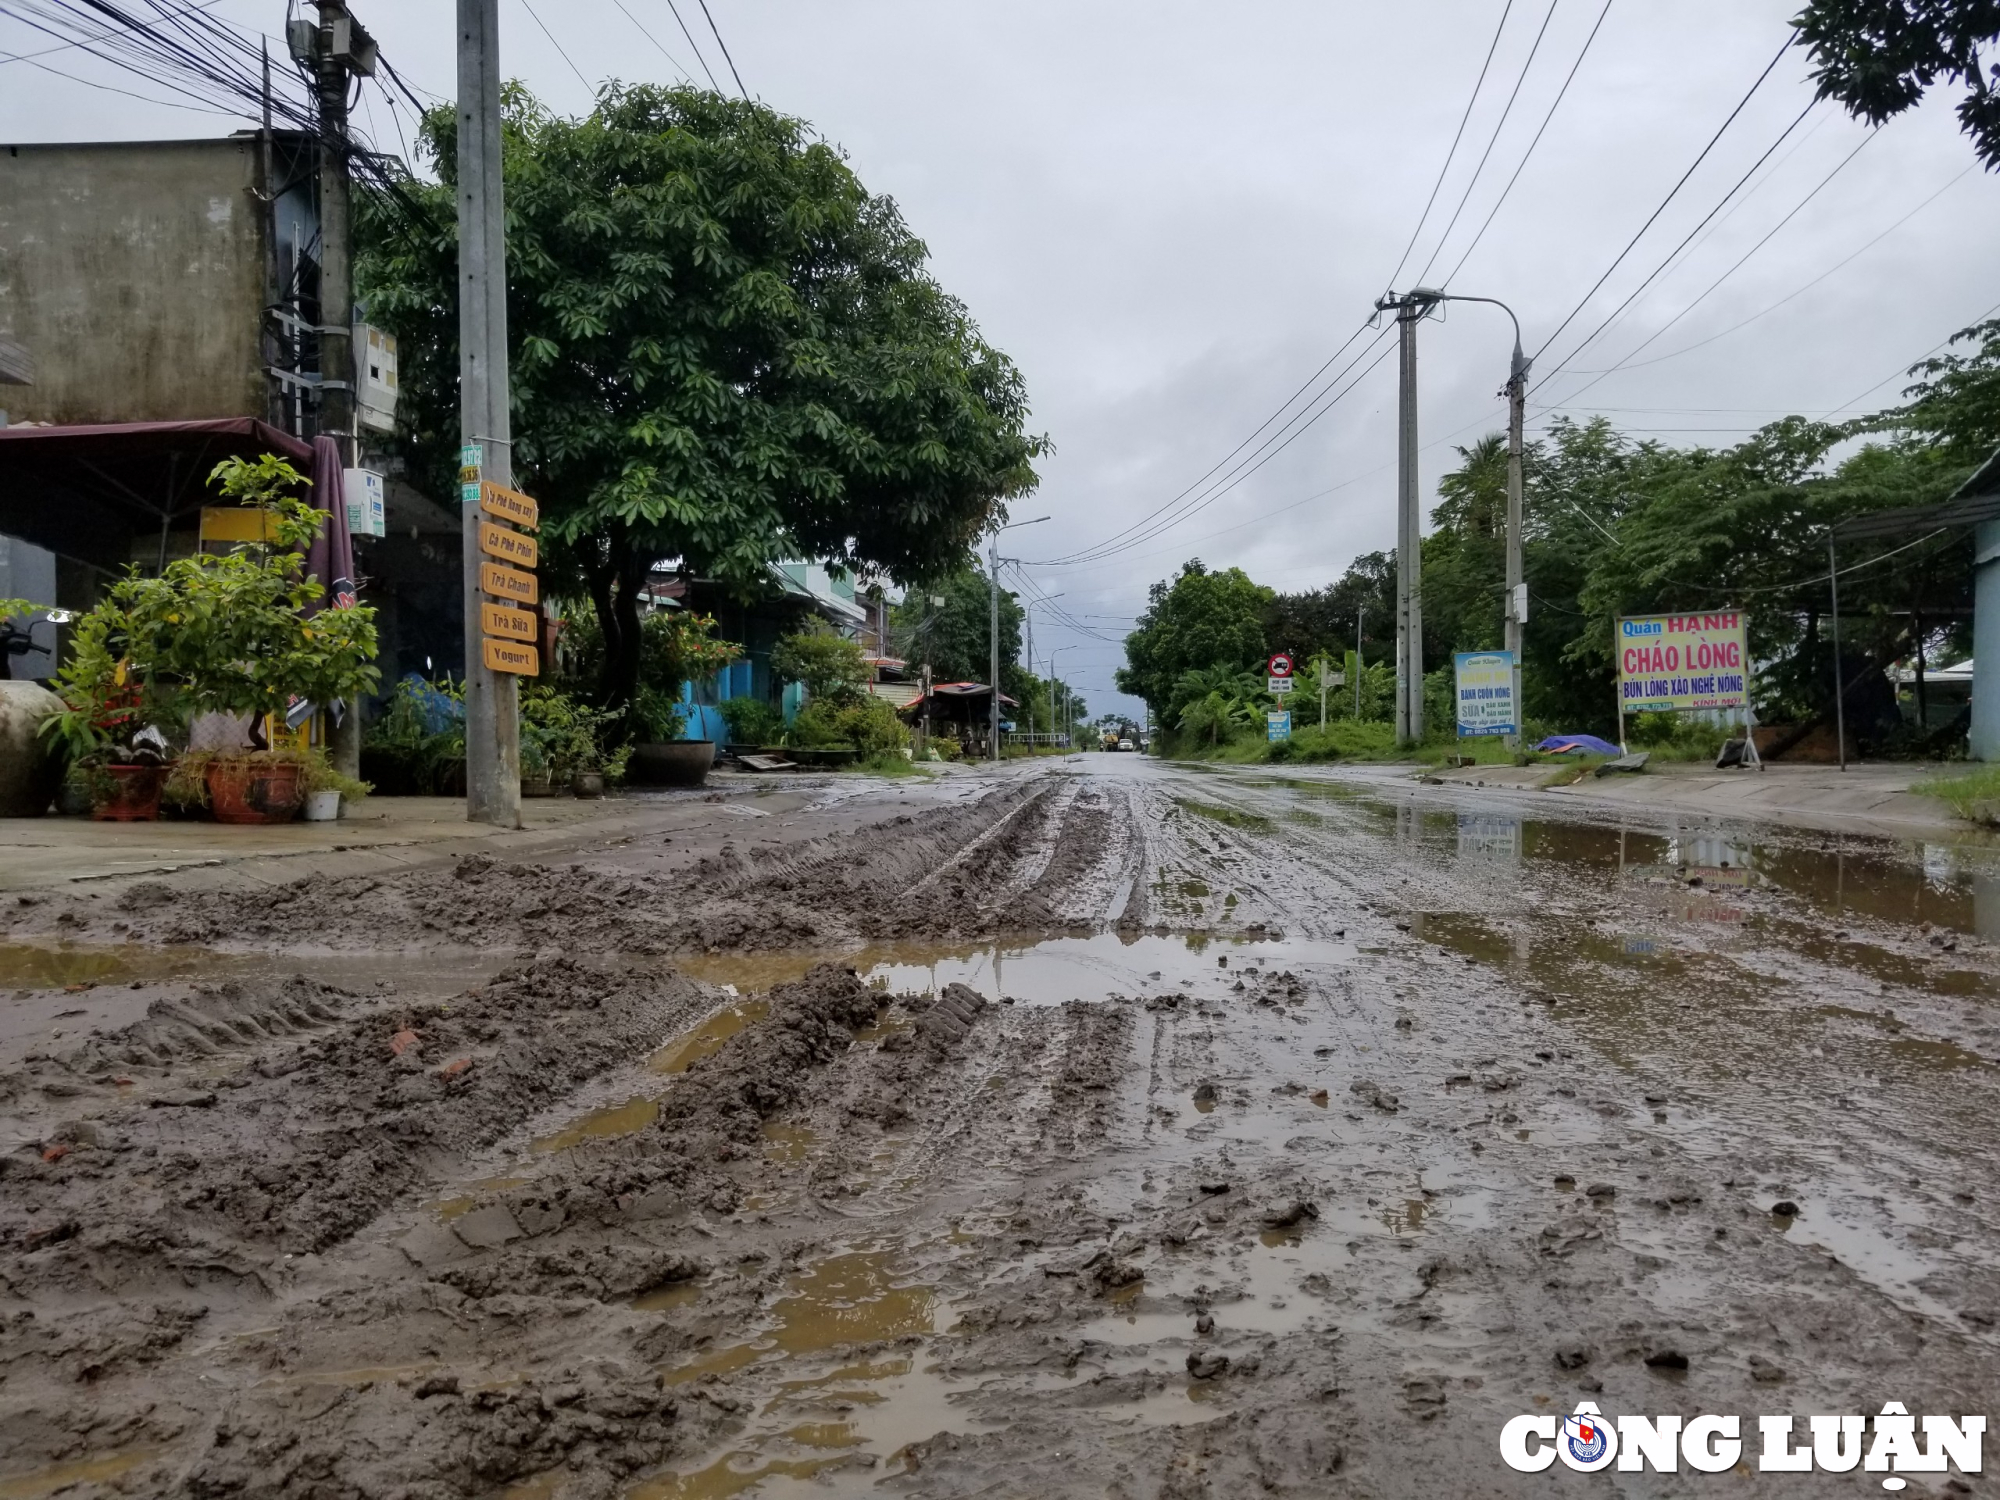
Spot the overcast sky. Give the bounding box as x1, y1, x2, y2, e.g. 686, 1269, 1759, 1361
5, 1, 1995, 723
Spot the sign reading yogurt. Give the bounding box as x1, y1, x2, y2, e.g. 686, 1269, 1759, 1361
1617, 612, 1748, 712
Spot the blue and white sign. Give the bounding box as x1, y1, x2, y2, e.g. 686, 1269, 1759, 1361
1266, 709, 1291, 742
1453, 650, 1517, 737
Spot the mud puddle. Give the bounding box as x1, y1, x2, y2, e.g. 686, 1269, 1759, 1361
678, 931, 1355, 1006
0, 940, 513, 995
643, 1247, 958, 1494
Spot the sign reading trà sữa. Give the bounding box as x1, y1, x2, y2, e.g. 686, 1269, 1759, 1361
463, 465, 542, 677
1616, 612, 1748, 713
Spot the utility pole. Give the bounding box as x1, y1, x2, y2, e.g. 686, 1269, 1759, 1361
1374, 287, 1530, 749
985, 516, 1049, 762
458, 0, 520, 825
308, 1, 373, 780
988, 532, 1001, 761
1022, 597, 1034, 733
1354, 603, 1363, 721
1376, 289, 1437, 744
1503, 340, 1529, 751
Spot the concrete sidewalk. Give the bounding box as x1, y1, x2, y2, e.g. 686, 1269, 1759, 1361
1424, 760, 1972, 841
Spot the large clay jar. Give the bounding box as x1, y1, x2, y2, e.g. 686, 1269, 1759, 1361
0, 681, 64, 817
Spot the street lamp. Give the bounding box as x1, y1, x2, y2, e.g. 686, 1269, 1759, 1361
1048, 644, 1073, 751
1018, 591, 1064, 734
990, 515, 1049, 760
1371, 288, 1531, 747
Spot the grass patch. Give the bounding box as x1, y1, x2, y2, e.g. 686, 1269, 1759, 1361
1916, 764, 2000, 826
1172, 797, 1275, 833
857, 751, 931, 777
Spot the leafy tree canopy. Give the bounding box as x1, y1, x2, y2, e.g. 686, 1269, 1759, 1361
888, 568, 1022, 685
358, 83, 1044, 714
1797, 0, 2000, 168
1115, 561, 1274, 722
1122, 315, 2000, 752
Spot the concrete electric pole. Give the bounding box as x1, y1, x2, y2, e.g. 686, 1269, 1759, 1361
1374, 287, 1530, 748
457, 0, 521, 826
985, 516, 1048, 762
1375, 289, 1438, 744
1504, 351, 1528, 750
988, 533, 1000, 761
307, 1, 374, 780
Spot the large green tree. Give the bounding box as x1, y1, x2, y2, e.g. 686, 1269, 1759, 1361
887, 568, 1022, 685
359, 84, 1043, 712
1797, 0, 2000, 167
1116, 561, 1274, 723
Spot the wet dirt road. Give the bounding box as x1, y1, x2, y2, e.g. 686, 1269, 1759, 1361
1, 756, 1996, 1498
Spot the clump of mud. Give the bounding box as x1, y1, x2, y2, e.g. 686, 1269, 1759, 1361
2, 782, 1072, 958
0, 957, 713, 1291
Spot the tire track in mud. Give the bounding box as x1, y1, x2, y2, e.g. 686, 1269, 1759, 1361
9, 762, 2000, 1500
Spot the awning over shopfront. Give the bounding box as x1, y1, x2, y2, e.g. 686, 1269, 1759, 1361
0, 417, 312, 574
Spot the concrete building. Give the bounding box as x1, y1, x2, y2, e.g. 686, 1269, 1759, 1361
0, 132, 458, 689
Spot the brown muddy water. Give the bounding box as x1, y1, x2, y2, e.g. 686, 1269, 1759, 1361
1, 758, 1996, 1499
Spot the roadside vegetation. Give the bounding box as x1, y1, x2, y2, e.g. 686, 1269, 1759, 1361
1917, 765, 2000, 827
1121, 316, 2000, 765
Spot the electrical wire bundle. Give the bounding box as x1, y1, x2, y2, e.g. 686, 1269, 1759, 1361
0, 0, 442, 238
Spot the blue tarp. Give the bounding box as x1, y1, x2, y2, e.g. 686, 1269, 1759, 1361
1534, 734, 1622, 757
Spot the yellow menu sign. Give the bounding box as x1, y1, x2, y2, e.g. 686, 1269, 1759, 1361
478, 480, 539, 529
479, 520, 539, 568
482, 637, 539, 676
481, 560, 538, 605
481, 601, 538, 643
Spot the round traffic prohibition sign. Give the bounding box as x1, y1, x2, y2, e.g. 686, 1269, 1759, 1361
1268, 653, 1294, 678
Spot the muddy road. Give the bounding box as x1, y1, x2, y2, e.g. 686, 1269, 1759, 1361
1, 757, 1996, 1499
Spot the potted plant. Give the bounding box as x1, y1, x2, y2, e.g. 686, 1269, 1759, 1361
37, 594, 187, 822
146, 456, 379, 823
165, 747, 368, 822
301, 752, 371, 820
555, 606, 738, 788
718, 696, 784, 760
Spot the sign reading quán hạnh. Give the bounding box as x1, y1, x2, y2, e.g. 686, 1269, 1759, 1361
1617, 612, 1748, 713
1453, 649, 1517, 737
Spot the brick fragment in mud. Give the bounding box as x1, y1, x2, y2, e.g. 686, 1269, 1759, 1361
919, 981, 987, 1042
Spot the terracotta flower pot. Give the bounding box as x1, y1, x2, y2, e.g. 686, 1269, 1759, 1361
570, 769, 605, 799
91, 763, 164, 822
205, 758, 305, 824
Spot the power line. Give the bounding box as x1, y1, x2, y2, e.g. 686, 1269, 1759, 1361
1384, 0, 1516, 293
1031, 322, 1380, 566
1830, 295, 2000, 416
1532, 96, 1818, 393
519, 0, 590, 93
1392, 0, 1512, 296
1032, 320, 1376, 567
1034, 330, 1400, 568
696, 0, 746, 97
1548, 161, 1976, 383
1541, 120, 1875, 407
1415, 0, 1562, 287
0, 40, 238, 112
608, 0, 696, 84
1438, 0, 1615, 286
663, 0, 720, 92
1530, 27, 1799, 366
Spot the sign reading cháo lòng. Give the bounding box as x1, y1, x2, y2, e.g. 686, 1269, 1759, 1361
1617, 613, 1747, 713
